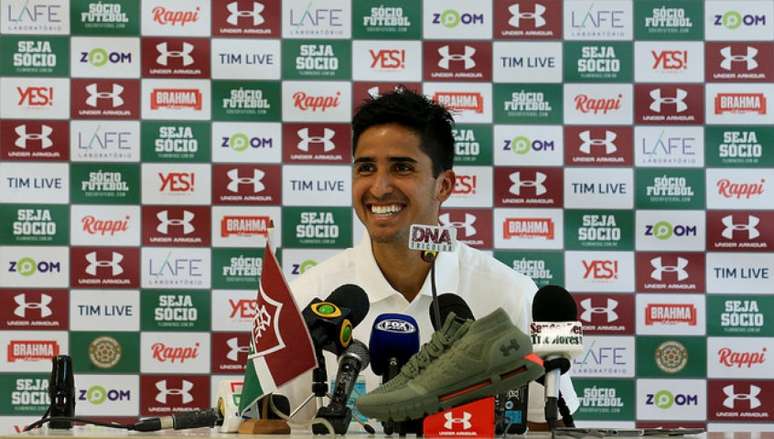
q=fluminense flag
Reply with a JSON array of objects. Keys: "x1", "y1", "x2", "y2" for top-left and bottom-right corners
[{"x1": 238, "y1": 244, "x2": 317, "y2": 416}]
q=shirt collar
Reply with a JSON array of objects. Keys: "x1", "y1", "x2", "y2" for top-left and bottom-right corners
[{"x1": 353, "y1": 235, "x2": 461, "y2": 304}]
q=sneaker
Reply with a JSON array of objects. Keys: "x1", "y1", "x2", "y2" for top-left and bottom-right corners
[
  {"x1": 373, "y1": 312, "x2": 472, "y2": 394},
  {"x1": 356, "y1": 308, "x2": 543, "y2": 421}
]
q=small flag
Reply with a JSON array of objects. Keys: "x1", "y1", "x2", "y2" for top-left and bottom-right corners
[{"x1": 239, "y1": 244, "x2": 317, "y2": 415}]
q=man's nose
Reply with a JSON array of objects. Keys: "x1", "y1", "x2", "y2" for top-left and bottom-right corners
[{"x1": 369, "y1": 169, "x2": 393, "y2": 198}]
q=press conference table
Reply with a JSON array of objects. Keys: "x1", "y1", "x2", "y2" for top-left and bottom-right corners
[{"x1": 6, "y1": 427, "x2": 766, "y2": 439}]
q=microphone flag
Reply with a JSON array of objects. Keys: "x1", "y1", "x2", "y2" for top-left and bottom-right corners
[{"x1": 238, "y1": 244, "x2": 317, "y2": 416}]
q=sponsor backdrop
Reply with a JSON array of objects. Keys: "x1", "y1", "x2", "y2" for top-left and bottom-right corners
[{"x1": 0, "y1": 0, "x2": 772, "y2": 432}]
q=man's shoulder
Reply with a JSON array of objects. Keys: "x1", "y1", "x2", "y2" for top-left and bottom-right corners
[{"x1": 288, "y1": 247, "x2": 358, "y2": 302}]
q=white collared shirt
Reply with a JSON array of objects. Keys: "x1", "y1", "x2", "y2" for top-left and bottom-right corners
[{"x1": 281, "y1": 236, "x2": 579, "y2": 424}]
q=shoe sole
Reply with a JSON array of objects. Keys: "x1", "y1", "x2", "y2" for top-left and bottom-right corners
[{"x1": 367, "y1": 353, "x2": 544, "y2": 422}]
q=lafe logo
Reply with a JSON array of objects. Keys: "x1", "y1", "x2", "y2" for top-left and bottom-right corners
[
  {"x1": 157, "y1": 210, "x2": 195, "y2": 235},
  {"x1": 297, "y1": 128, "x2": 335, "y2": 152},
  {"x1": 85, "y1": 251, "x2": 124, "y2": 276},
  {"x1": 438, "y1": 45, "x2": 475, "y2": 70},
  {"x1": 14, "y1": 125, "x2": 53, "y2": 149},
  {"x1": 86, "y1": 83, "x2": 123, "y2": 108},
  {"x1": 509, "y1": 3, "x2": 546, "y2": 28},
  {"x1": 579, "y1": 130, "x2": 617, "y2": 154},
  {"x1": 156, "y1": 42, "x2": 194, "y2": 66},
  {"x1": 14, "y1": 293, "x2": 52, "y2": 318},
  {"x1": 443, "y1": 410, "x2": 472, "y2": 430},
  {"x1": 723, "y1": 384, "x2": 761, "y2": 409},
  {"x1": 722, "y1": 214, "x2": 759, "y2": 240},
  {"x1": 650, "y1": 88, "x2": 687, "y2": 113},
  {"x1": 226, "y1": 1, "x2": 264, "y2": 25},
  {"x1": 580, "y1": 298, "x2": 618, "y2": 323},
  {"x1": 721, "y1": 46, "x2": 758, "y2": 71},
  {"x1": 509, "y1": 171, "x2": 546, "y2": 195},
  {"x1": 227, "y1": 168, "x2": 264, "y2": 193},
  {"x1": 155, "y1": 379, "x2": 193, "y2": 404},
  {"x1": 650, "y1": 256, "x2": 688, "y2": 281}
]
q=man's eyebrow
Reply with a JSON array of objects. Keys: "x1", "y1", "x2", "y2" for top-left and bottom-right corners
[{"x1": 353, "y1": 156, "x2": 418, "y2": 164}]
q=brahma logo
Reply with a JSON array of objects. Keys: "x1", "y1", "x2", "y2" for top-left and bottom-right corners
[
  {"x1": 151, "y1": 88, "x2": 202, "y2": 110},
  {"x1": 565, "y1": 126, "x2": 632, "y2": 166},
  {"x1": 433, "y1": 92, "x2": 483, "y2": 113},
  {"x1": 143, "y1": 38, "x2": 209, "y2": 78},
  {"x1": 496, "y1": 167, "x2": 562, "y2": 207},
  {"x1": 424, "y1": 41, "x2": 491, "y2": 81},
  {"x1": 503, "y1": 218, "x2": 555, "y2": 240},
  {"x1": 645, "y1": 304, "x2": 697, "y2": 326},
  {"x1": 221, "y1": 216, "x2": 270, "y2": 238},
  {"x1": 213, "y1": 0, "x2": 277, "y2": 37},
  {"x1": 71, "y1": 79, "x2": 139, "y2": 119},
  {"x1": 707, "y1": 42, "x2": 771, "y2": 82},
  {"x1": 7, "y1": 340, "x2": 59, "y2": 362},
  {"x1": 1, "y1": 121, "x2": 68, "y2": 161},
  {"x1": 714, "y1": 93, "x2": 767, "y2": 115},
  {"x1": 635, "y1": 84, "x2": 703, "y2": 124},
  {"x1": 496, "y1": 0, "x2": 561, "y2": 39}
]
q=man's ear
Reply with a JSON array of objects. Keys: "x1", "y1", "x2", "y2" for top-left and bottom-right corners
[{"x1": 435, "y1": 169, "x2": 456, "y2": 202}]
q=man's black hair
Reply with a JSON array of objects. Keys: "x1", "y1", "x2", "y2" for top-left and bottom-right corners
[{"x1": 352, "y1": 87, "x2": 455, "y2": 177}]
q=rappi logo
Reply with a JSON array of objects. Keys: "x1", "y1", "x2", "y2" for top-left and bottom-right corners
[
  {"x1": 142, "y1": 206, "x2": 210, "y2": 247},
  {"x1": 439, "y1": 209, "x2": 493, "y2": 248},
  {"x1": 424, "y1": 41, "x2": 492, "y2": 81},
  {"x1": 282, "y1": 123, "x2": 349, "y2": 163},
  {"x1": 495, "y1": 167, "x2": 563, "y2": 207},
  {"x1": 495, "y1": 0, "x2": 562, "y2": 39},
  {"x1": 71, "y1": 79, "x2": 139, "y2": 119},
  {"x1": 564, "y1": 126, "x2": 633, "y2": 166},
  {"x1": 635, "y1": 84, "x2": 703, "y2": 124},
  {"x1": 1, "y1": 120, "x2": 68, "y2": 161},
  {"x1": 636, "y1": 252, "x2": 704, "y2": 292},
  {"x1": 16, "y1": 86, "x2": 54, "y2": 107},
  {"x1": 717, "y1": 346, "x2": 767, "y2": 369},
  {"x1": 574, "y1": 93, "x2": 623, "y2": 115},
  {"x1": 582, "y1": 259, "x2": 618, "y2": 280},
  {"x1": 151, "y1": 5, "x2": 201, "y2": 27},
  {"x1": 213, "y1": 0, "x2": 279, "y2": 37},
  {"x1": 159, "y1": 171, "x2": 196, "y2": 193},
  {"x1": 140, "y1": 375, "x2": 208, "y2": 416},
  {"x1": 575, "y1": 293, "x2": 634, "y2": 335},
  {"x1": 151, "y1": 342, "x2": 201, "y2": 363},
  {"x1": 292, "y1": 91, "x2": 341, "y2": 113},
  {"x1": 651, "y1": 50, "x2": 688, "y2": 71},
  {"x1": 70, "y1": 247, "x2": 139, "y2": 289},
  {"x1": 706, "y1": 42, "x2": 772, "y2": 82},
  {"x1": 716, "y1": 177, "x2": 766, "y2": 200},
  {"x1": 212, "y1": 164, "x2": 281, "y2": 205},
  {"x1": 141, "y1": 38, "x2": 210, "y2": 78}
]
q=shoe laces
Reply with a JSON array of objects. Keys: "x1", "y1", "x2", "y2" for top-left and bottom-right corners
[{"x1": 399, "y1": 321, "x2": 467, "y2": 379}]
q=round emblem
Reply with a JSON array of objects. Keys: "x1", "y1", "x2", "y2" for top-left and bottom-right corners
[
  {"x1": 655, "y1": 340, "x2": 687, "y2": 374},
  {"x1": 89, "y1": 336, "x2": 122, "y2": 369}
]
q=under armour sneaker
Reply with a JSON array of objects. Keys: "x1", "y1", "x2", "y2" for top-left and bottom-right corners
[
  {"x1": 356, "y1": 308, "x2": 543, "y2": 421},
  {"x1": 373, "y1": 312, "x2": 473, "y2": 394}
]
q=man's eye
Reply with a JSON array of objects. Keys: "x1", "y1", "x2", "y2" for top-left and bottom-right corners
[
  {"x1": 356, "y1": 163, "x2": 375, "y2": 174},
  {"x1": 394, "y1": 163, "x2": 413, "y2": 173}
]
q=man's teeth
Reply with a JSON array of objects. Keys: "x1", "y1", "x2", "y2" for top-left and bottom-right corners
[{"x1": 371, "y1": 205, "x2": 402, "y2": 214}]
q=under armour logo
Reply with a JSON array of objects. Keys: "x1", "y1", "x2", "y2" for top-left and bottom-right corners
[
  {"x1": 509, "y1": 172, "x2": 547, "y2": 196},
  {"x1": 227, "y1": 168, "x2": 265, "y2": 193},
  {"x1": 157, "y1": 210, "x2": 195, "y2": 235},
  {"x1": 579, "y1": 298, "x2": 618, "y2": 323},
  {"x1": 156, "y1": 42, "x2": 194, "y2": 66},
  {"x1": 226, "y1": 1, "x2": 264, "y2": 26},
  {"x1": 722, "y1": 215, "x2": 760, "y2": 240},
  {"x1": 14, "y1": 294, "x2": 53, "y2": 318},
  {"x1": 508, "y1": 3, "x2": 546, "y2": 28},
  {"x1": 439, "y1": 213, "x2": 477, "y2": 237},
  {"x1": 499, "y1": 339, "x2": 521, "y2": 357},
  {"x1": 85, "y1": 251, "x2": 124, "y2": 276},
  {"x1": 443, "y1": 411, "x2": 472, "y2": 430},
  {"x1": 579, "y1": 130, "x2": 617, "y2": 154},
  {"x1": 226, "y1": 337, "x2": 250, "y2": 362},
  {"x1": 15, "y1": 124, "x2": 53, "y2": 149},
  {"x1": 85, "y1": 83, "x2": 124, "y2": 108},
  {"x1": 720, "y1": 46, "x2": 758, "y2": 71},
  {"x1": 723, "y1": 384, "x2": 761, "y2": 409},
  {"x1": 649, "y1": 88, "x2": 687, "y2": 113},
  {"x1": 297, "y1": 128, "x2": 335, "y2": 152},
  {"x1": 438, "y1": 45, "x2": 476, "y2": 70},
  {"x1": 155, "y1": 379, "x2": 194, "y2": 404},
  {"x1": 650, "y1": 257, "x2": 688, "y2": 281}
]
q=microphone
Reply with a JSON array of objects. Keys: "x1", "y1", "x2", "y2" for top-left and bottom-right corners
[
  {"x1": 314, "y1": 340, "x2": 370, "y2": 434},
  {"x1": 48, "y1": 355, "x2": 75, "y2": 429},
  {"x1": 369, "y1": 314, "x2": 420, "y2": 382},
  {"x1": 408, "y1": 224, "x2": 457, "y2": 329},
  {"x1": 133, "y1": 409, "x2": 220, "y2": 432},
  {"x1": 530, "y1": 285, "x2": 583, "y2": 429},
  {"x1": 303, "y1": 284, "x2": 370, "y2": 356},
  {"x1": 429, "y1": 293, "x2": 474, "y2": 330}
]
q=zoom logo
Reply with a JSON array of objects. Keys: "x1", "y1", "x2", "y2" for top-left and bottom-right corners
[
  {"x1": 645, "y1": 221, "x2": 697, "y2": 240},
  {"x1": 646, "y1": 390, "x2": 698, "y2": 409}
]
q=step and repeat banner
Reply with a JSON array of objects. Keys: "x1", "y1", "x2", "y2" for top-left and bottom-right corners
[{"x1": 0, "y1": 0, "x2": 773, "y2": 432}]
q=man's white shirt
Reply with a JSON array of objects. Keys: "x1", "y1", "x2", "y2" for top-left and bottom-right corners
[{"x1": 280, "y1": 236, "x2": 579, "y2": 424}]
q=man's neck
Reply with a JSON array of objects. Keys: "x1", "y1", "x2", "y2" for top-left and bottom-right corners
[{"x1": 371, "y1": 240, "x2": 431, "y2": 303}]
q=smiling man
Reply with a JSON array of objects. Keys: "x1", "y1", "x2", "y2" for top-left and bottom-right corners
[{"x1": 282, "y1": 88, "x2": 577, "y2": 428}]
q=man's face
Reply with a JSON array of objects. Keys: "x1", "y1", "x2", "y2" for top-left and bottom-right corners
[{"x1": 352, "y1": 123, "x2": 454, "y2": 245}]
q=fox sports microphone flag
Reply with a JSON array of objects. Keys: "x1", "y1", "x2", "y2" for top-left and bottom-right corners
[{"x1": 239, "y1": 244, "x2": 317, "y2": 416}]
